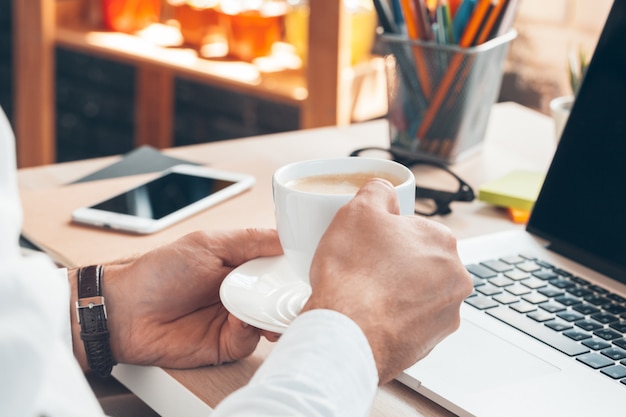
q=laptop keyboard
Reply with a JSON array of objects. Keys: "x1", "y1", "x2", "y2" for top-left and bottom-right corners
[{"x1": 464, "y1": 254, "x2": 626, "y2": 386}]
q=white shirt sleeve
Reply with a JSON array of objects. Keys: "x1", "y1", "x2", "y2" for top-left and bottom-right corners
[
  {"x1": 0, "y1": 106, "x2": 106, "y2": 417},
  {"x1": 213, "y1": 309, "x2": 379, "y2": 417}
]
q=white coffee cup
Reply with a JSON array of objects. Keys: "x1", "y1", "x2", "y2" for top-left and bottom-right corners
[{"x1": 272, "y1": 157, "x2": 416, "y2": 281}]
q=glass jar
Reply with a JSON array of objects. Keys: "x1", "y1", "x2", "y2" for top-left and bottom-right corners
[
  {"x1": 102, "y1": 0, "x2": 162, "y2": 33},
  {"x1": 284, "y1": 0, "x2": 378, "y2": 66},
  {"x1": 169, "y1": 0, "x2": 222, "y2": 48},
  {"x1": 217, "y1": 0, "x2": 288, "y2": 62}
]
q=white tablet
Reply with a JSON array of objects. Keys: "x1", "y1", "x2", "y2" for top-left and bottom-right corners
[{"x1": 71, "y1": 164, "x2": 255, "y2": 234}]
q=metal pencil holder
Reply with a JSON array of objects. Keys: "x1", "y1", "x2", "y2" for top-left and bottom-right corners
[{"x1": 381, "y1": 29, "x2": 517, "y2": 164}]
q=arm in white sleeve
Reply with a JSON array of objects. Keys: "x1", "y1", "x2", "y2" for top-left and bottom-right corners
[
  {"x1": 212, "y1": 309, "x2": 379, "y2": 417},
  {"x1": 0, "y1": 105, "x2": 105, "y2": 417}
]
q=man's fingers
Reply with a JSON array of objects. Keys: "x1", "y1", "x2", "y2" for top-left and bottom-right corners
[
  {"x1": 350, "y1": 178, "x2": 401, "y2": 215},
  {"x1": 206, "y1": 228, "x2": 283, "y2": 267}
]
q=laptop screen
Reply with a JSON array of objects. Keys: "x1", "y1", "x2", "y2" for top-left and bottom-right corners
[{"x1": 527, "y1": 0, "x2": 626, "y2": 284}]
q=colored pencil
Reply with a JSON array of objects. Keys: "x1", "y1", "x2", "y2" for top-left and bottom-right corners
[
  {"x1": 399, "y1": 0, "x2": 434, "y2": 98},
  {"x1": 372, "y1": 0, "x2": 427, "y2": 111},
  {"x1": 474, "y1": 0, "x2": 506, "y2": 44},
  {"x1": 416, "y1": 0, "x2": 497, "y2": 139},
  {"x1": 492, "y1": 0, "x2": 520, "y2": 37},
  {"x1": 373, "y1": 0, "x2": 400, "y2": 34}
]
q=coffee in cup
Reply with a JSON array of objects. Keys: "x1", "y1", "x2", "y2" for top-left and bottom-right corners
[{"x1": 285, "y1": 171, "x2": 404, "y2": 194}]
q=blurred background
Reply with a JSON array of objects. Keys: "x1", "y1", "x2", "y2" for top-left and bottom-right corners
[{"x1": 0, "y1": 0, "x2": 613, "y2": 165}]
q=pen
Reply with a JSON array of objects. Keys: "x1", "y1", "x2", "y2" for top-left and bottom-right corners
[
  {"x1": 452, "y1": 0, "x2": 476, "y2": 44},
  {"x1": 436, "y1": 0, "x2": 454, "y2": 44},
  {"x1": 373, "y1": 0, "x2": 400, "y2": 33},
  {"x1": 448, "y1": 0, "x2": 462, "y2": 17},
  {"x1": 415, "y1": 0, "x2": 434, "y2": 41},
  {"x1": 474, "y1": 0, "x2": 506, "y2": 44},
  {"x1": 373, "y1": 0, "x2": 427, "y2": 111},
  {"x1": 391, "y1": 0, "x2": 405, "y2": 26},
  {"x1": 416, "y1": 0, "x2": 494, "y2": 139},
  {"x1": 492, "y1": 0, "x2": 520, "y2": 37},
  {"x1": 399, "y1": 0, "x2": 434, "y2": 98}
]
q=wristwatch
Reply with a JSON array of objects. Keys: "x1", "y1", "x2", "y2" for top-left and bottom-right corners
[{"x1": 76, "y1": 265, "x2": 115, "y2": 377}]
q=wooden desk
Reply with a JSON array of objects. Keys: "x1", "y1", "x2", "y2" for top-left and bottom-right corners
[{"x1": 17, "y1": 102, "x2": 556, "y2": 416}]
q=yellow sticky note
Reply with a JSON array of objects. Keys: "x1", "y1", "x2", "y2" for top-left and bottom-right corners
[{"x1": 478, "y1": 170, "x2": 545, "y2": 211}]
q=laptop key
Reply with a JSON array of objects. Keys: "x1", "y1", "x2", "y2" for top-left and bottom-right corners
[
  {"x1": 614, "y1": 339, "x2": 626, "y2": 349},
  {"x1": 573, "y1": 304, "x2": 600, "y2": 315},
  {"x1": 568, "y1": 287, "x2": 593, "y2": 298},
  {"x1": 522, "y1": 292, "x2": 549, "y2": 304},
  {"x1": 576, "y1": 352, "x2": 613, "y2": 369},
  {"x1": 465, "y1": 296, "x2": 499, "y2": 310},
  {"x1": 585, "y1": 295, "x2": 611, "y2": 306},
  {"x1": 504, "y1": 269, "x2": 530, "y2": 281},
  {"x1": 511, "y1": 301, "x2": 537, "y2": 313},
  {"x1": 506, "y1": 284, "x2": 532, "y2": 296},
  {"x1": 518, "y1": 262, "x2": 542, "y2": 273},
  {"x1": 555, "y1": 295, "x2": 582, "y2": 306},
  {"x1": 575, "y1": 319, "x2": 604, "y2": 332},
  {"x1": 605, "y1": 304, "x2": 626, "y2": 315},
  {"x1": 466, "y1": 264, "x2": 497, "y2": 279},
  {"x1": 570, "y1": 276, "x2": 590, "y2": 286},
  {"x1": 550, "y1": 278, "x2": 575, "y2": 289},
  {"x1": 489, "y1": 276, "x2": 515, "y2": 287},
  {"x1": 602, "y1": 347, "x2": 626, "y2": 361},
  {"x1": 476, "y1": 284, "x2": 502, "y2": 296},
  {"x1": 493, "y1": 292, "x2": 519, "y2": 305},
  {"x1": 538, "y1": 286, "x2": 564, "y2": 298},
  {"x1": 594, "y1": 328, "x2": 622, "y2": 341},
  {"x1": 607, "y1": 293, "x2": 626, "y2": 303},
  {"x1": 521, "y1": 277, "x2": 547, "y2": 289},
  {"x1": 589, "y1": 285, "x2": 609, "y2": 294},
  {"x1": 553, "y1": 268, "x2": 573, "y2": 277},
  {"x1": 481, "y1": 259, "x2": 514, "y2": 272},
  {"x1": 601, "y1": 365, "x2": 626, "y2": 379},
  {"x1": 533, "y1": 269, "x2": 558, "y2": 280},
  {"x1": 592, "y1": 313, "x2": 619, "y2": 324},
  {"x1": 486, "y1": 306, "x2": 589, "y2": 356},
  {"x1": 582, "y1": 338, "x2": 611, "y2": 350},
  {"x1": 539, "y1": 302, "x2": 566, "y2": 313},
  {"x1": 557, "y1": 311, "x2": 584, "y2": 322},
  {"x1": 609, "y1": 321, "x2": 626, "y2": 333},
  {"x1": 545, "y1": 320, "x2": 573, "y2": 331},
  {"x1": 528, "y1": 310, "x2": 555, "y2": 322},
  {"x1": 563, "y1": 329, "x2": 592, "y2": 341}
]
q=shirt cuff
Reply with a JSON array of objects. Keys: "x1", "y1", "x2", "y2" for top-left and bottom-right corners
[{"x1": 251, "y1": 309, "x2": 379, "y2": 416}]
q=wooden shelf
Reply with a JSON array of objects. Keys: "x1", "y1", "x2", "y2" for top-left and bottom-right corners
[
  {"x1": 55, "y1": 22, "x2": 308, "y2": 106},
  {"x1": 13, "y1": 0, "x2": 386, "y2": 167}
]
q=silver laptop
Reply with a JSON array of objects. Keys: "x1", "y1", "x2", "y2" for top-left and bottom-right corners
[{"x1": 397, "y1": 2, "x2": 626, "y2": 415}]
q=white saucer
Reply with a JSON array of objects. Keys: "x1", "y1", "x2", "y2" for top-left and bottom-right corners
[{"x1": 219, "y1": 255, "x2": 311, "y2": 333}]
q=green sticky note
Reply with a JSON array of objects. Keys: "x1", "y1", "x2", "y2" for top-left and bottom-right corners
[{"x1": 478, "y1": 170, "x2": 546, "y2": 211}]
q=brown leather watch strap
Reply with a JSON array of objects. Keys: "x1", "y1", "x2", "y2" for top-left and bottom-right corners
[{"x1": 76, "y1": 265, "x2": 115, "y2": 377}]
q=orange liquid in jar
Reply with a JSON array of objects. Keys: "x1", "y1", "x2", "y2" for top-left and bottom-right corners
[
  {"x1": 174, "y1": 3, "x2": 221, "y2": 47},
  {"x1": 218, "y1": 1, "x2": 287, "y2": 62},
  {"x1": 102, "y1": 0, "x2": 162, "y2": 33}
]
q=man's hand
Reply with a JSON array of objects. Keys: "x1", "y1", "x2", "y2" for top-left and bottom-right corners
[
  {"x1": 303, "y1": 179, "x2": 473, "y2": 384},
  {"x1": 99, "y1": 228, "x2": 283, "y2": 369}
]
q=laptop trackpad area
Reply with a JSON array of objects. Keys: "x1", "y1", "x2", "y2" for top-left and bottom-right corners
[{"x1": 401, "y1": 318, "x2": 559, "y2": 394}]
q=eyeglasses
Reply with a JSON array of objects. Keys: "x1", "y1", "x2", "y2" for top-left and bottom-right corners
[{"x1": 349, "y1": 147, "x2": 475, "y2": 216}]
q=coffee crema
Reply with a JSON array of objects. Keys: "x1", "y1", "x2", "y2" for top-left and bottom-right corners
[{"x1": 286, "y1": 172, "x2": 403, "y2": 194}]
